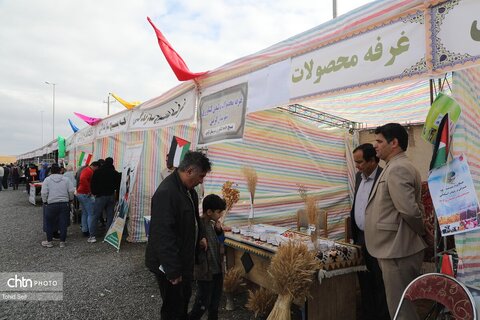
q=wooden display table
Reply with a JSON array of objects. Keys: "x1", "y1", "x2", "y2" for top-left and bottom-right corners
[{"x1": 225, "y1": 230, "x2": 365, "y2": 320}]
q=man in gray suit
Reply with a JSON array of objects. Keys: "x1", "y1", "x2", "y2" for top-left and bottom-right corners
[
  {"x1": 366, "y1": 123, "x2": 426, "y2": 319},
  {"x1": 350, "y1": 143, "x2": 389, "y2": 320}
]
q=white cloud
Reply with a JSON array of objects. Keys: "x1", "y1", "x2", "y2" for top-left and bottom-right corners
[{"x1": 0, "y1": 0, "x2": 372, "y2": 155}]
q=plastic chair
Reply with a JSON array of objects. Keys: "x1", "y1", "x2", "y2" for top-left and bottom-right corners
[{"x1": 393, "y1": 272, "x2": 477, "y2": 320}]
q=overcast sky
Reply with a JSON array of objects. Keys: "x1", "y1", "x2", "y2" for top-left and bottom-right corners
[{"x1": 0, "y1": 0, "x2": 373, "y2": 156}]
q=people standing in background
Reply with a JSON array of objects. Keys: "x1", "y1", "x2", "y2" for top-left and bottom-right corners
[
  {"x1": 2, "y1": 164, "x2": 10, "y2": 190},
  {"x1": 350, "y1": 143, "x2": 389, "y2": 320},
  {"x1": 40, "y1": 163, "x2": 75, "y2": 248},
  {"x1": 76, "y1": 161, "x2": 100, "y2": 241},
  {"x1": 0, "y1": 164, "x2": 4, "y2": 191},
  {"x1": 39, "y1": 162, "x2": 49, "y2": 182},
  {"x1": 145, "y1": 151, "x2": 211, "y2": 320},
  {"x1": 11, "y1": 164, "x2": 20, "y2": 190},
  {"x1": 90, "y1": 157, "x2": 121, "y2": 235},
  {"x1": 63, "y1": 165, "x2": 76, "y2": 188},
  {"x1": 365, "y1": 123, "x2": 426, "y2": 320}
]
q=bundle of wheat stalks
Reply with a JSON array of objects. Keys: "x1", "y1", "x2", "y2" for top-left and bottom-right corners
[
  {"x1": 221, "y1": 181, "x2": 240, "y2": 222},
  {"x1": 223, "y1": 267, "x2": 244, "y2": 293},
  {"x1": 266, "y1": 241, "x2": 320, "y2": 320},
  {"x1": 242, "y1": 166, "x2": 258, "y2": 203},
  {"x1": 246, "y1": 287, "x2": 277, "y2": 319}
]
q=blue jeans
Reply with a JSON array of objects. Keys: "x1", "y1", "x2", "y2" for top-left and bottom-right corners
[
  {"x1": 77, "y1": 194, "x2": 94, "y2": 234},
  {"x1": 91, "y1": 194, "x2": 115, "y2": 237},
  {"x1": 44, "y1": 202, "x2": 70, "y2": 242}
]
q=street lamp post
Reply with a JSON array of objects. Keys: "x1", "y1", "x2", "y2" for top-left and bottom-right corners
[
  {"x1": 45, "y1": 81, "x2": 56, "y2": 140},
  {"x1": 40, "y1": 110, "x2": 44, "y2": 145},
  {"x1": 103, "y1": 93, "x2": 116, "y2": 116}
]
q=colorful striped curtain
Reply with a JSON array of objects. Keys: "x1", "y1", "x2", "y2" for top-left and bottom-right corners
[{"x1": 451, "y1": 67, "x2": 480, "y2": 287}]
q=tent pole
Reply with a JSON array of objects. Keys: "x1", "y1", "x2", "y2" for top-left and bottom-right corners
[{"x1": 429, "y1": 78, "x2": 441, "y2": 272}]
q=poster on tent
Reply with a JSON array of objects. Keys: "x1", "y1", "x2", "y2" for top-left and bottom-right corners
[
  {"x1": 198, "y1": 82, "x2": 247, "y2": 145},
  {"x1": 430, "y1": 0, "x2": 480, "y2": 72},
  {"x1": 96, "y1": 112, "x2": 130, "y2": 138},
  {"x1": 428, "y1": 155, "x2": 480, "y2": 236},
  {"x1": 289, "y1": 10, "x2": 426, "y2": 98},
  {"x1": 104, "y1": 143, "x2": 143, "y2": 250},
  {"x1": 128, "y1": 90, "x2": 195, "y2": 131},
  {"x1": 422, "y1": 93, "x2": 461, "y2": 144}
]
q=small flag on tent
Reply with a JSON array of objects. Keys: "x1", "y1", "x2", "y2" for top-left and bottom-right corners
[
  {"x1": 440, "y1": 253, "x2": 455, "y2": 277},
  {"x1": 429, "y1": 113, "x2": 449, "y2": 170},
  {"x1": 147, "y1": 17, "x2": 208, "y2": 81},
  {"x1": 68, "y1": 119, "x2": 79, "y2": 133},
  {"x1": 57, "y1": 136, "x2": 66, "y2": 158},
  {"x1": 78, "y1": 152, "x2": 93, "y2": 167},
  {"x1": 168, "y1": 136, "x2": 191, "y2": 167},
  {"x1": 111, "y1": 93, "x2": 141, "y2": 110},
  {"x1": 74, "y1": 112, "x2": 102, "y2": 126}
]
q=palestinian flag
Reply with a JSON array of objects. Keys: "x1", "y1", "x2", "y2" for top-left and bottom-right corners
[
  {"x1": 78, "y1": 152, "x2": 93, "y2": 167},
  {"x1": 429, "y1": 113, "x2": 449, "y2": 170},
  {"x1": 168, "y1": 136, "x2": 191, "y2": 167}
]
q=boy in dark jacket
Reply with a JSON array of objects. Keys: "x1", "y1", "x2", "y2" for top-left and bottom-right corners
[{"x1": 189, "y1": 194, "x2": 226, "y2": 320}]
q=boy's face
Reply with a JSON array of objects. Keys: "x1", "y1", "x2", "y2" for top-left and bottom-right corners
[{"x1": 207, "y1": 209, "x2": 224, "y2": 222}]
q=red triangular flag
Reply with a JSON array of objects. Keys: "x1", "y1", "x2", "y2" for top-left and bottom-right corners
[
  {"x1": 440, "y1": 254, "x2": 454, "y2": 277},
  {"x1": 147, "y1": 17, "x2": 208, "y2": 81}
]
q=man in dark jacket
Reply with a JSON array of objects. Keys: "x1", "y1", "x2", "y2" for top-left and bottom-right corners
[
  {"x1": 90, "y1": 157, "x2": 120, "y2": 238},
  {"x1": 350, "y1": 143, "x2": 389, "y2": 320},
  {"x1": 145, "y1": 151, "x2": 210, "y2": 320}
]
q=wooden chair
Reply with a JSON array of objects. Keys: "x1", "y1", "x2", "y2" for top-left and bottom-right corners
[{"x1": 393, "y1": 273, "x2": 477, "y2": 320}]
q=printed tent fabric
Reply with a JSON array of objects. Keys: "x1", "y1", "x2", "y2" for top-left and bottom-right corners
[
  {"x1": 451, "y1": 66, "x2": 480, "y2": 287},
  {"x1": 205, "y1": 109, "x2": 350, "y2": 240}
]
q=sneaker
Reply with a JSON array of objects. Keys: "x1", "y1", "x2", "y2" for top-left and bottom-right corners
[
  {"x1": 59, "y1": 242, "x2": 66, "y2": 248},
  {"x1": 41, "y1": 241, "x2": 53, "y2": 248},
  {"x1": 82, "y1": 231, "x2": 90, "y2": 237},
  {"x1": 87, "y1": 236, "x2": 97, "y2": 243}
]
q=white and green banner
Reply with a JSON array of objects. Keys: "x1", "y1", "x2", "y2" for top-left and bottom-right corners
[
  {"x1": 104, "y1": 143, "x2": 144, "y2": 250},
  {"x1": 290, "y1": 11, "x2": 426, "y2": 98}
]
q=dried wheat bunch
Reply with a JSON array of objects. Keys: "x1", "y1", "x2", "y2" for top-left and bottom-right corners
[
  {"x1": 223, "y1": 267, "x2": 244, "y2": 293},
  {"x1": 242, "y1": 166, "x2": 258, "y2": 203},
  {"x1": 266, "y1": 241, "x2": 320, "y2": 320},
  {"x1": 221, "y1": 181, "x2": 240, "y2": 212},
  {"x1": 246, "y1": 287, "x2": 277, "y2": 319},
  {"x1": 297, "y1": 184, "x2": 308, "y2": 202}
]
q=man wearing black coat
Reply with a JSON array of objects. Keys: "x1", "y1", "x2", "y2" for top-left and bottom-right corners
[
  {"x1": 90, "y1": 157, "x2": 120, "y2": 240},
  {"x1": 350, "y1": 143, "x2": 389, "y2": 320},
  {"x1": 145, "y1": 151, "x2": 210, "y2": 320}
]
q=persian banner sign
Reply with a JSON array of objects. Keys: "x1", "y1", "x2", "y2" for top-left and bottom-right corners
[
  {"x1": 128, "y1": 90, "x2": 195, "y2": 131},
  {"x1": 431, "y1": 0, "x2": 480, "y2": 71},
  {"x1": 104, "y1": 143, "x2": 143, "y2": 251},
  {"x1": 198, "y1": 82, "x2": 247, "y2": 145},
  {"x1": 96, "y1": 112, "x2": 130, "y2": 138},
  {"x1": 428, "y1": 155, "x2": 480, "y2": 236},
  {"x1": 290, "y1": 11, "x2": 426, "y2": 99},
  {"x1": 75, "y1": 126, "x2": 96, "y2": 145}
]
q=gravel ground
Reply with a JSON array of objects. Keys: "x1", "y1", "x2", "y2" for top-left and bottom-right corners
[{"x1": 0, "y1": 187, "x2": 261, "y2": 320}]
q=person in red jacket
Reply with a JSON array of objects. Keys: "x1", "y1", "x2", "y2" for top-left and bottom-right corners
[{"x1": 76, "y1": 161, "x2": 100, "y2": 240}]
